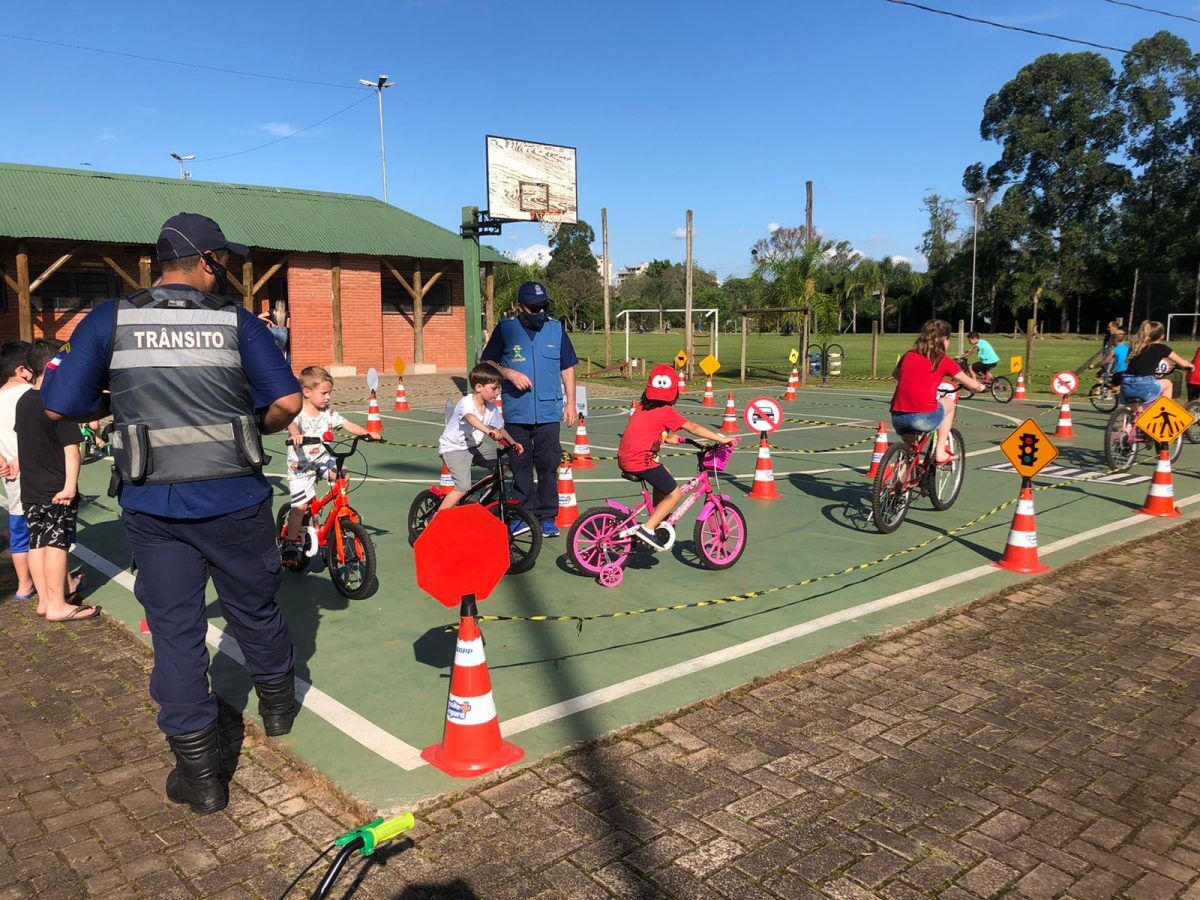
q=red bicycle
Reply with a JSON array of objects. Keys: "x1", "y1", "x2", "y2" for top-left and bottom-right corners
[
  {"x1": 276, "y1": 434, "x2": 379, "y2": 599},
  {"x1": 870, "y1": 426, "x2": 965, "y2": 533}
]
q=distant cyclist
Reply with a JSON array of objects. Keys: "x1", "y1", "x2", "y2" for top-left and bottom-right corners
[
  {"x1": 1091, "y1": 330, "x2": 1129, "y2": 388},
  {"x1": 1120, "y1": 320, "x2": 1193, "y2": 403},
  {"x1": 962, "y1": 331, "x2": 999, "y2": 378}
]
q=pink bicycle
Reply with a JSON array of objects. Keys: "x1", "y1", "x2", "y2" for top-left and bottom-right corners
[{"x1": 567, "y1": 439, "x2": 747, "y2": 587}]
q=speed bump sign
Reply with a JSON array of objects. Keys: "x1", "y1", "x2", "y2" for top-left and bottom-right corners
[
  {"x1": 1010, "y1": 356, "x2": 1023, "y2": 374},
  {"x1": 1136, "y1": 396, "x2": 1194, "y2": 445},
  {"x1": 675, "y1": 350, "x2": 688, "y2": 368},
  {"x1": 1000, "y1": 418, "x2": 1058, "y2": 479},
  {"x1": 699, "y1": 354, "x2": 721, "y2": 376},
  {"x1": 788, "y1": 348, "x2": 800, "y2": 365}
]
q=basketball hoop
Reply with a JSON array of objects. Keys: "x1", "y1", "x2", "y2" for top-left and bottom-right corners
[{"x1": 529, "y1": 210, "x2": 564, "y2": 241}]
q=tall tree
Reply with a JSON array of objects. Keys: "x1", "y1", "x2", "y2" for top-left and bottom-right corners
[{"x1": 545, "y1": 220, "x2": 598, "y2": 280}]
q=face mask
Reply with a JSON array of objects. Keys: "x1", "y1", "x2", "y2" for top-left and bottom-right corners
[
  {"x1": 520, "y1": 309, "x2": 547, "y2": 329},
  {"x1": 204, "y1": 252, "x2": 232, "y2": 296}
]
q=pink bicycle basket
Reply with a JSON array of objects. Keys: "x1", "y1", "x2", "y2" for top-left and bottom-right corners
[{"x1": 702, "y1": 445, "x2": 734, "y2": 472}]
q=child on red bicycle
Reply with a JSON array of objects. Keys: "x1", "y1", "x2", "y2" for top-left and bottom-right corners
[
  {"x1": 437, "y1": 362, "x2": 522, "y2": 512},
  {"x1": 891, "y1": 320, "x2": 982, "y2": 464},
  {"x1": 282, "y1": 366, "x2": 378, "y2": 565},
  {"x1": 617, "y1": 364, "x2": 734, "y2": 550}
]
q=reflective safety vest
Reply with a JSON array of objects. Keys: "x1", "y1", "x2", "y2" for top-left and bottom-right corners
[
  {"x1": 495, "y1": 316, "x2": 565, "y2": 424},
  {"x1": 108, "y1": 287, "x2": 263, "y2": 485}
]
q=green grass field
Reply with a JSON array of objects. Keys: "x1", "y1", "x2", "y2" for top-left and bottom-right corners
[{"x1": 569, "y1": 330, "x2": 1200, "y2": 399}]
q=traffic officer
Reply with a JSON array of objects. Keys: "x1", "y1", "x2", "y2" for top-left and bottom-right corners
[
  {"x1": 480, "y1": 282, "x2": 578, "y2": 536},
  {"x1": 42, "y1": 213, "x2": 302, "y2": 815}
]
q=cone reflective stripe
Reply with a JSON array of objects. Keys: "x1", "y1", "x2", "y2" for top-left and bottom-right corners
[
  {"x1": 366, "y1": 390, "x2": 384, "y2": 435},
  {"x1": 439, "y1": 463, "x2": 454, "y2": 489},
  {"x1": 394, "y1": 379, "x2": 410, "y2": 412},
  {"x1": 1137, "y1": 448, "x2": 1181, "y2": 518},
  {"x1": 783, "y1": 367, "x2": 799, "y2": 402},
  {"x1": 571, "y1": 417, "x2": 595, "y2": 469},
  {"x1": 748, "y1": 433, "x2": 782, "y2": 500},
  {"x1": 555, "y1": 460, "x2": 579, "y2": 527},
  {"x1": 1054, "y1": 398, "x2": 1076, "y2": 438},
  {"x1": 865, "y1": 422, "x2": 889, "y2": 479},
  {"x1": 421, "y1": 611, "x2": 523, "y2": 778},
  {"x1": 702, "y1": 378, "x2": 716, "y2": 406},
  {"x1": 720, "y1": 393, "x2": 739, "y2": 434},
  {"x1": 992, "y1": 482, "x2": 1051, "y2": 574},
  {"x1": 1014, "y1": 373, "x2": 1027, "y2": 400},
  {"x1": 677, "y1": 368, "x2": 687, "y2": 393}
]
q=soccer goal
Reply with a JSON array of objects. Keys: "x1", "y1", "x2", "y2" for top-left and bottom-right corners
[
  {"x1": 1166, "y1": 313, "x2": 1200, "y2": 341},
  {"x1": 615, "y1": 308, "x2": 720, "y2": 364}
]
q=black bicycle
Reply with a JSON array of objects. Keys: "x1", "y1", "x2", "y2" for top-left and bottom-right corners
[{"x1": 406, "y1": 441, "x2": 542, "y2": 574}]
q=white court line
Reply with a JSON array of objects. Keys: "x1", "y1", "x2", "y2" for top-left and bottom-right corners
[{"x1": 70, "y1": 543, "x2": 428, "y2": 771}]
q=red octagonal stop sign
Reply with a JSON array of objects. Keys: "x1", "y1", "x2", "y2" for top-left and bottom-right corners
[{"x1": 415, "y1": 504, "x2": 510, "y2": 608}]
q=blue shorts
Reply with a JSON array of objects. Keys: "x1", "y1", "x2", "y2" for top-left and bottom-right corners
[
  {"x1": 891, "y1": 407, "x2": 945, "y2": 435},
  {"x1": 8, "y1": 514, "x2": 28, "y2": 554},
  {"x1": 1120, "y1": 374, "x2": 1162, "y2": 404}
]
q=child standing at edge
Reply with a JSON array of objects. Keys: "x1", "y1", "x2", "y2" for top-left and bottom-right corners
[
  {"x1": 0, "y1": 341, "x2": 35, "y2": 600},
  {"x1": 438, "y1": 362, "x2": 523, "y2": 513},
  {"x1": 617, "y1": 364, "x2": 735, "y2": 550},
  {"x1": 282, "y1": 366, "x2": 378, "y2": 567},
  {"x1": 15, "y1": 339, "x2": 97, "y2": 621}
]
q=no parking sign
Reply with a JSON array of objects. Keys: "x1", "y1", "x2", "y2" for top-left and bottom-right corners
[
  {"x1": 744, "y1": 396, "x2": 783, "y2": 433},
  {"x1": 1051, "y1": 370, "x2": 1078, "y2": 396}
]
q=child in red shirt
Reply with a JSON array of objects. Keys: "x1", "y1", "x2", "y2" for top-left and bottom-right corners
[
  {"x1": 617, "y1": 364, "x2": 734, "y2": 550},
  {"x1": 1188, "y1": 345, "x2": 1200, "y2": 402}
]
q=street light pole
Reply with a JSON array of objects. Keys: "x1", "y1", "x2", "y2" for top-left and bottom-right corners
[
  {"x1": 169, "y1": 152, "x2": 195, "y2": 180},
  {"x1": 966, "y1": 197, "x2": 982, "y2": 332},
  {"x1": 359, "y1": 75, "x2": 395, "y2": 202}
]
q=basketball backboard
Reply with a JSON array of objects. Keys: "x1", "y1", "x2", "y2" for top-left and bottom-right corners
[{"x1": 485, "y1": 135, "x2": 578, "y2": 225}]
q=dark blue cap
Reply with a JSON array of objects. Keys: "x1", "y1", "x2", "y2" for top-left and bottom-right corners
[
  {"x1": 156, "y1": 212, "x2": 249, "y2": 261},
  {"x1": 517, "y1": 281, "x2": 551, "y2": 308}
]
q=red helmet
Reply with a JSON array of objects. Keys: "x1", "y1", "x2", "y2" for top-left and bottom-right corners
[{"x1": 645, "y1": 364, "x2": 679, "y2": 402}]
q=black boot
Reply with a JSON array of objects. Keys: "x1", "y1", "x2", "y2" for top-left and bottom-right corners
[
  {"x1": 165, "y1": 723, "x2": 227, "y2": 815},
  {"x1": 255, "y1": 670, "x2": 296, "y2": 737}
]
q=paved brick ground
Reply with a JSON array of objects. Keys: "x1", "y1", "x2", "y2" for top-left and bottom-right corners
[{"x1": 3, "y1": 522, "x2": 1200, "y2": 898}]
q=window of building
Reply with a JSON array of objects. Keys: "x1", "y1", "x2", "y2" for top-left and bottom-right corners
[
  {"x1": 380, "y1": 267, "x2": 453, "y2": 316},
  {"x1": 32, "y1": 270, "x2": 118, "y2": 312}
]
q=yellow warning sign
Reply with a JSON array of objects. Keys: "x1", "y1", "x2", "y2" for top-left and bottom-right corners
[
  {"x1": 393, "y1": 356, "x2": 406, "y2": 376},
  {"x1": 674, "y1": 350, "x2": 688, "y2": 368},
  {"x1": 1000, "y1": 418, "x2": 1058, "y2": 479},
  {"x1": 1136, "y1": 396, "x2": 1194, "y2": 445},
  {"x1": 699, "y1": 355, "x2": 720, "y2": 376},
  {"x1": 1010, "y1": 356, "x2": 1023, "y2": 374},
  {"x1": 788, "y1": 348, "x2": 800, "y2": 366}
]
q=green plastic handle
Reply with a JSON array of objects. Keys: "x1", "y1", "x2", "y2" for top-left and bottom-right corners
[{"x1": 364, "y1": 813, "x2": 415, "y2": 848}]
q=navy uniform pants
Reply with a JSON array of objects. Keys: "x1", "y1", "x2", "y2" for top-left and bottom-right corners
[
  {"x1": 123, "y1": 498, "x2": 294, "y2": 736},
  {"x1": 504, "y1": 422, "x2": 563, "y2": 523}
]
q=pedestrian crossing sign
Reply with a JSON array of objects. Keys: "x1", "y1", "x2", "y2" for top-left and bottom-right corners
[{"x1": 1136, "y1": 396, "x2": 1193, "y2": 445}]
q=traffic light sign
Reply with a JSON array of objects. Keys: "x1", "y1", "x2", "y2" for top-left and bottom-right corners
[{"x1": 1000, "y1": 418, "x2": 1058, "y2": 479}]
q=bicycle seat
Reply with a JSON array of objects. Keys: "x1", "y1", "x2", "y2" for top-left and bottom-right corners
[{"x1": 620, "y1": 472, "x2": 645, "y2": 483}]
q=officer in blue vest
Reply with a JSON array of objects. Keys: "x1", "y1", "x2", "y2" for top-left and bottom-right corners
[
  {"x1": 42, "y1": 213, "x2": 302, "y2": 815},
  {"x1": 481, "y1": 282, "x2": 578, "y2": 536}
]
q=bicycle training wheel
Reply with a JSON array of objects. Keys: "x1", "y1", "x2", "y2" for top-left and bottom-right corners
[
  {"x1": 488, "y1": 502, "x2": 541, "y2": 574},
  {"x1": 871, "y1": 444, "x2": 913, "y2": 534},
  {"x1": 990, "y1": 377, "x2": 1014, "y2": 404},
  {"x1": 1187, "y1": 401, "x2": 1200, "y2": 444},
  {"x1": 567, "y1": 507, "x2": 632, "y2": 576},
  {"x1": 327, "y1": 520, "x2": 376, "y2": 599},
  {"x1": 693, "y1": 501, "x2": 748, "y2": 570},
  {"x1": 928, "y1": 428, "x2": 965, "y2": 510},
  {"x1": 1104, "y1": 406, "x2": 1139, "y2": 472},
  {"x1": 275, "y1": 504, "x2": 309, "y2": 574},
  {"x1": 1090, "y1": 383, "x2": 1119, "y2": 414},
  {"x1": 407, "y1": 489, "x2": 441, "y2": 546}
]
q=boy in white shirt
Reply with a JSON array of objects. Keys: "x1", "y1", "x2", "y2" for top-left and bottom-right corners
[{"x1": 438, "y1": 363, "x2": 522, "y2": 511}]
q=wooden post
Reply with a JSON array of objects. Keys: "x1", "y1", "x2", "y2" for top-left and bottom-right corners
[
  {"x1": 684, "y1": 209, "x2": 694, "y2": 372},
  {"x1": 800, "y1": 312, "x2": 810, "y2": 388},
  {"x1": 870, "y1": 320, "x2": 879, "y2": 380},
  {"x1": 957, "y1": 319, "x2": 965, "y2": 356},
  {"x1": 740, "y1": 315, "x2": 748, "y2": 384},
  {"x1": 1192, "y1": 260, "x2": 1199, "y2": 340},
  {"x1": 412, "y1": 262, "x2": 425, "y2": 366},
  {"x1": 805, "y1": 180, "x2": 813, "y2": 244},
  {"x1": 483, "y1": 262, "x2": 495, "y2": 334},
  {"x1": 330, "y1": 254, "x2": 343, "y2": 366},
  {"x1": 242, "y1": 258, "x2": 255, "y2": 312},
  {"x1": 1128, "y1": 267, "x2": 1139, "y2": 333},
  {"x1": 15, "y1": 244, "x2": 32, "y2": 342},
  {"x1": 601, "y1": 207, "x2": 611, "y2": 367},
  {"x1": 1025, "y1": 318, "x2": 1035, "y2": 383},
  {"x1": 139, "y1": 253, "x2": 152, "y2": 289}
]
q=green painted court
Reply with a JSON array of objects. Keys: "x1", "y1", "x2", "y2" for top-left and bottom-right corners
[{"x1": 67, "y1": 383, "x2": 1200, "y2": 811}]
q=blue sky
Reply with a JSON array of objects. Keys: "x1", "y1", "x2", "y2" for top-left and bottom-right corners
[{"x1": 2, "y1": 0, "x2": 1194, "y2": 278}]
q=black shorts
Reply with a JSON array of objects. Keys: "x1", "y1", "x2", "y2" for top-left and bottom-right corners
[
  {"x1": 971, "y1": 361, "x2": 997, "y2": 376},
  {"x1": 1188, "y1": 383, "x2": 1199, "y2": 403},
  {"x1": 623, "y1": 464, "x2": 677, "y2": 495},
  {"x1": 24, "y1": 500, "x2": 78, "y2": 551}
]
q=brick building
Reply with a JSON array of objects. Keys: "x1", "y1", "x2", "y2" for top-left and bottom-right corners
[{"x1": 0, "y1": 163, "x2": 506, "y2": 374}]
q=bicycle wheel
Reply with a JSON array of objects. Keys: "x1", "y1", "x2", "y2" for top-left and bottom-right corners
[
  {"x1": 1090, "y1": 383, "x2": 1118, "y2": 414},
  {"x1": 327, "y1": 520, "x2": 376, "y2": 599},
  {"x1": 955, "y1": 384, "x2": 977, "y2": 401},
  {"x1": 693, "y1": 501, "x2": 748, "y2": 570},
  {"x1": 990, "y1": 377, "x2": 1013, "y2": 404},
  {"x1": 275, "y1": 504, "x2": 309, "y2": 574},
  {"x1": 567, "y1": 507, "x2": 632, "y2": 576},
  {"x1": 871, "y1": 444, "x2": 913, "y2": 534},
  {"x1": 1104, "y1": 406, "x2": 1139, "y2": 472},
  {"x1": 928, "y1": 429, "x2": 965, "y2": 510},
  {"x1": 407, "y1": 489, "x2": 442, "y2": 546},
  {"x1": 487, "y1": 502, "x2": 541, "y2": 574},
  {"x1": 1187, "y1": 401, "x2": 1200, "y2": 444}
]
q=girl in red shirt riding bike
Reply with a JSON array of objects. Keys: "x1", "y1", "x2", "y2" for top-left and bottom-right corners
[{"x1": 890, "y1": 320, "x2": 982, "y2": 464}]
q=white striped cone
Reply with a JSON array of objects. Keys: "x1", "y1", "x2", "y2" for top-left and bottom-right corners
[
  {"x1": 1014, "y1": 373, "x2": 1027, "y2": 400},
  {"x1": 783, "y1": 367, "x2": 799, "y2": 401},
  {"x1": 571, "y1": 417, "x2": 595, "y2": 469},
  {"x1": 720, "y1": 393, "x2": 740, "y2": 434},
  {"x1": 394, "y1": 379, "x2": 410, "y2": 412},
  {"x1": 1137, "y1": 448, "x2": 1181, "y2": 518},
  {"x1": 702, "y1": 378, "x2": 716, "y2": 406},
  {"x1": 438, "y1": 462, "x2": 454, "y2": 490},
  {"x1": 677, "y1": 367, "x2": 687, "y2": 393},
  {"x1": 865, "y1": 422, "x2": 889, "y2": 479},
  {"x1": 555, "y1": 460, "x2": 579, "y2": 527},
  {"x1": 366, "y1": 390, "x2": 384, "y2": 435},
  {"x1": 748, "y1": 433, "x2": 781, "y2": 500},
  {"x1": 992, "y1": 484, "x2": 1051, "y2": 574},
  {"x1": 628, "y1": 400, "x2": 636, "y2": 418},
  {"x1": 1054, "y1": 398, "x2": 1076, "y2": 438},
  {"x1": 420, "y1": 612, "x2": 523, "y2": 778}
]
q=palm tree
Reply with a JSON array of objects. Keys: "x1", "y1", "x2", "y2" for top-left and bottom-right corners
[{"x1": 751, "y1": 241, "x2": 831, "y2": 332}]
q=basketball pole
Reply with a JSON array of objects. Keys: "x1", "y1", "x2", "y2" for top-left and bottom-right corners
[
  {"x1": 602, "y1": 207, "x2": 612, "y2": 367},
  {"x1": 685, "y1": 209, "x2": 694, "y2": 374},
  {"x1": 462, "y1": 206, "x2": 483, "y2": 364}
]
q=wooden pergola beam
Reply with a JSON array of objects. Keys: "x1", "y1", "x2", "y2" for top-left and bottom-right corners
[
  {"x1": 15, "y1": 244, "x2": 31, "y2": 342},
  {"x1": 2, "y1": 272, "x2": 19, "y2": 295},
  {"x1": 28, "y1": 250, "x2": 80, "y2": 294},
  {"x1": 252, "y1": 254, "x2": 290, "y2": 295},
  {"x1": 383, "y1": 259, "x2": 418, "y2": 301},
  {"x1": 100, "y1": 254, "x2": 140, "y2": 292}
]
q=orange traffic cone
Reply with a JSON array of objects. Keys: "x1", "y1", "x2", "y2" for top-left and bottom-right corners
[
  {"x1": 702, "y1": 377, "x2": 716, "y2": 406},
  {"x1": 1137, "y1": 447, "x2": 1181, "y2": 518},
  {"x1": 748, "y1": 433, "x2": 782, "y2": 500},
  {"x1": 1013, "y1": 373, "x2": 1027, "y2": 401},
  {"x1": 139, "y1": 618, "x2": 151, "y2": 635},
  {"x1": 495, "y1": 391, "x2": 503, "y2": 410},
  {"x1": 437, "y1": 462, "x2": 454, "y2": 491},
  {"x1": 555, "y1": 458, "x2": 579, "y2": 528},
  {"x1": 1054, "y1": 397, "x2": 1076, "y2": 438},
  {"x1": 394, "y1": 379, "x2": 410, "y2": 412},
  {"x1": 628, "y1": 399, "x2": 636, "y2": 418},
  {"x1": 571, "y1": 417, "x2": 595, "y2": 469},
  {"x1": 993, "y1": 482, "x2": 1051, "y2": 574},
  {"x1": 783, "y1": 367, "x2": 799, "y2": 402},
  {"x1": 721, "y1": 393, "x2": 740, "y2": 434},
  {"x1": 366, "y1": 390, "x2": 384, "y2": 435},
  {"x1": 865, "y1": 422, "x2": 889, "y2": 479},
  {"x1": 420, "y1": 609, "x2": 523, "y2": 778},
  {"x1": 677, "y1": 367, "x2": 687, "y2": 394}
]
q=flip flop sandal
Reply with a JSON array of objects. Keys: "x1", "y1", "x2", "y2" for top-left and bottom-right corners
[
  {"x1": 48, "y1": 604, "x2": 102, "y2": 623},
  {"x1": 66, "y1": 572, "x2": 87, "y2": 604},
  {"x1": 13, "y1": 591, "x2": 37, "y2": 601}
]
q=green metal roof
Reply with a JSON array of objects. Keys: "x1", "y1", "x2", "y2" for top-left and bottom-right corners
[{"x1": 0, "y1": 163, "x2": 507, "y2": 263}]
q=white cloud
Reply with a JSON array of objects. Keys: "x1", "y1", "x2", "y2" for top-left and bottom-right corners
[
  {"x1": 261, "y1": 122, "x2": 300, "y2": 137},
  {"x1": 767, "y1": 222, "x2": 781, "y2": 234},
  {"x1": 672, "y1": 227, "x2": 687, "y2": 239},
  {"x1": 866, "y1": 233, "x2": 889, "y2": 245},
  {"x1": 98, "y1": 131, "x2": 118, "y2": 142},
  {"x1": 507, "y1": 245, "x2": 551, "y2": 266},
  {"x1": 890, "y1": 255, "x2": 913, "y2": 265}
]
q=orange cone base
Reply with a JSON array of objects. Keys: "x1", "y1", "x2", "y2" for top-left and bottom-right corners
[
  {"x1": 1137, "y1": 502, "x2": 1180, "y2": 518},
  {"x1": 749, "y1": 480, "x2": 782, "y2": 500},
  {"x1": 421, "y1": 733, "x2": 524, "y2": 779},
  {"x1": 991, "y1": 557, "x2": 1051, "y2": 575}
]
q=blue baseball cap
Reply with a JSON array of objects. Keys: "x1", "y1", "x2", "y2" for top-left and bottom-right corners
[
  {"x1": 517, "y1": 281, "x2": 551, "y2": 308},
  {"x1": 156, "y1": 212, "x2": 249, "y2": 261}
]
